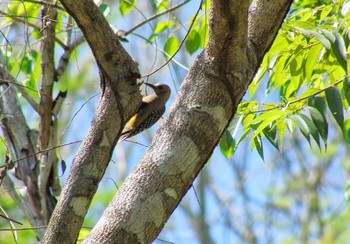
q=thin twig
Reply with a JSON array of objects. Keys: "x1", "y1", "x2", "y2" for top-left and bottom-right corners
[
  {"x1": 0, "y1": 226, "x2": 47, "y2": 231},
  {"x1": 125, "y1": 0, "x2": 191, "y2": 35},
  {"x1": 0, "y1": 10, "x2": 67, "y2": 48},
  {"x1": 131, "y1": 33, "x2": 189, "y2": 71},
  {"x1": 0, "y1": 140, "x2": 82, "y2": 169},
  {"x1": 243, "y1": 76, "x2": 348, "y2": 115},
  {"x1": 0, "y1": 213, "x2": 23, "y2": 225},
  {"x1": 58, "y1": 93, "x2": 100, "y2": 143},
  {"x1": 0, "y1": 66, "x2": 43, "y2": 114},
  {"x1": 142, "y1": 0, "x2": 203, "y2": 78}
]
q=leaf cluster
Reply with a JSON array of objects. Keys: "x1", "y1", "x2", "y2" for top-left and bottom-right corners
[{"x1": 220, "y1": 1, "x2": 350, "y2": 160}]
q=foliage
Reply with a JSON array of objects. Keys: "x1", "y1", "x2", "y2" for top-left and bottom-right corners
[{"x1": 220, "y1": 0, "x2": 350, "y2": 159}]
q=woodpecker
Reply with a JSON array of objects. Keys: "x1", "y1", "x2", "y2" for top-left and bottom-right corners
[{"x1": 119, "y1": 82, "x2": 171, "y2": 141}]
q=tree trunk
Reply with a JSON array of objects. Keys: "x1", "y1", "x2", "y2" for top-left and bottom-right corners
[{"x1": 43, "y1": 0, "x2": 292, "y2": 243}]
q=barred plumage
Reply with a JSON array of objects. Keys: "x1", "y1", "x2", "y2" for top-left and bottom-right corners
[{"x1": 119, "y1": 83, "x2": 171, "y2": 141}]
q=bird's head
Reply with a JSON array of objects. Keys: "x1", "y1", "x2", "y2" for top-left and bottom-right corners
[{"x1": 144, "y1": 82, "x2": 171, "y2": 101}]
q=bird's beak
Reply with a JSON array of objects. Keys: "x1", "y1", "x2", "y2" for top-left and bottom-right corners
[{"x1": 144, "y1": 82, "x2": 156, "y2": 89}]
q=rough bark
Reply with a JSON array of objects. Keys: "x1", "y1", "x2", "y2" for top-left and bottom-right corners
[
  {"x1": 40, "y1": 0, "x2": 292, "y2": 243},
  {"x1": 42, "y1": 0, "x2": 141, "y2": 243},
  {"x1": 83, "y1": 0, "x2": 292, "y2": 243}
]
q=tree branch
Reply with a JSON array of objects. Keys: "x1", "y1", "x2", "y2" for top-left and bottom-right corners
[
  {"x1": 43, "y1": 0, "x2": 142, "y2": 242},
  {"x1": 37, "y1": 1, "x2": 59, "y2": 224},
  {"x1": 0, "y1": 67, "x2": 47, "y2": 239},
  {"x1": 248, "y1": 0, "x2": 293, "y2": 64},
  {"x1": 83, "y1": 0, "x2": 292, "y2": 243},
  {"x1": 125, "y1": 0, "x2": 191, "y2": 36}
]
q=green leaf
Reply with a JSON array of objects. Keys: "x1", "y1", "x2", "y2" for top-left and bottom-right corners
[
  {"x1": 185, "y1": 29, "x2": 201, "y2": 55},
  {"x1": 276, "y1": 120, "x2": 287, "y2": 150},
  {"x1": 344, "y1": 118, "x2": 350, "y2": 145},
  {"x1": 149, "y1": 21, "x2": 174, "y2": 40},
  {"x1": 308, "y1": 96, "x2": 327, "y2": 115},
  {"x1": 253, "y1": 135, "x2": 264, "y2": 161},
  {"x1": 325, "y1": 87, "x2": 344, "y2": 131},
  {"x1": 99, "y1": 3, "x2": 110, "y2": 17},
  {"x1": 152, "y1": 0, "x2": 169, "y2": 11},
  {"x1": 163, "y1": 36, "x2": 179, "y2": 59},
  {"x1": 250, "y1": 110, "x2": 286, "y2": 138},
  {"x1": 198, "y1": 18, "x2": 208, "y2": 48},
  {"x1": 308, "y1": 96, "x2": 328, "y2": 145},
  {"x1": 21, "y1": 54, "x2": 33, "y2": 74},
  {"x1": 304, "y1": 44, "x2": 322, "y2": 80},
  {"x1": 344, "y1": 77, "x2": 350, "y2": 105},
  {"x1": 321, "y1": 29, "x2": 336, "y2": 43},
  {"x1": 319, "y1": 5, "x2": 333, "y2": 21},
  {"x1": 269, "y1": 53, "x2": 290, "y2": 88},
  {"x1": 263, "y1": 124, "x2": 279, "y2": 151},
  {"x1": 310, "y1": 30, "x2": 331, "y2": 49},
  {"x1": 300, "y1": 114, "x2": 321, "y2": 149},
  {"x1": 299, "y1": 88, "x2": 321, "y2": 100},
  {"x1": 308, "y1": 106, "x2": 328, "y2": 146},
  {"x1": 249, "y1": 109, "x2": 285, "y2": 126},
  {"x1": 250, "y1": 110, "x2": 287, "y2": 154},
  {"x1": 219, "y1": 130, "x2": 235, "y2": 159},
  {"x1": 332, "y1": 32, "x2": 348, "y2": 73},
  {"x1": 294, "y1": 27, "x2": 311, "y2": 39},
  {"x1": 290, "y1": 114, "x2": 311, "y2": 144},
  {"x1": 119, "y1": 0, "x2": 136, "y2": 16}
]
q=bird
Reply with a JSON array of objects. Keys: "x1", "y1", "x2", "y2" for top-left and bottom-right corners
[{"x1": 118, "y1": 82, "x2": 171, "y2": 141}]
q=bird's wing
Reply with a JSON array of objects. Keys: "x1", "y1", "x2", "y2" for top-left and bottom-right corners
[{"x1": 118, "y1": 101, "x2": 148, "y2": 141}]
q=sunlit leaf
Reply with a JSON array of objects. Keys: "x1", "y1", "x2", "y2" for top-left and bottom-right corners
[
  {"x1": 304, "y1": 44, "x2": 322, "y2": 80},
  {"x1": 198, "y1": 18, "x2": 208, "y2": 48},
  {"x1": 163, "y1": 36, "x2": 179, "y2": 59},
  {"x1": 276, "y1": 120, "x2": 287, "y2": 150},
  {"x1": 320, "y1": 5, "x2": 333, "y2": 21},
  {"x1": 149, "y1": 21, "x2": 175, "y2": 40},
  {"x1": 263, "y1": 124, "x2": 279, "y2": 151},
  {"x1": 120, "y1": 0, "x2": 136, "y2": 16},
  {"x1": 152, "y1": 0, "x2": 169, "y2": 11},
  {"x1": 300, "y1": 88, "x2": 321, "y2": 99},
  {"x1": 250, "y1": 110, "x2": 286, "y2": 137}
]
